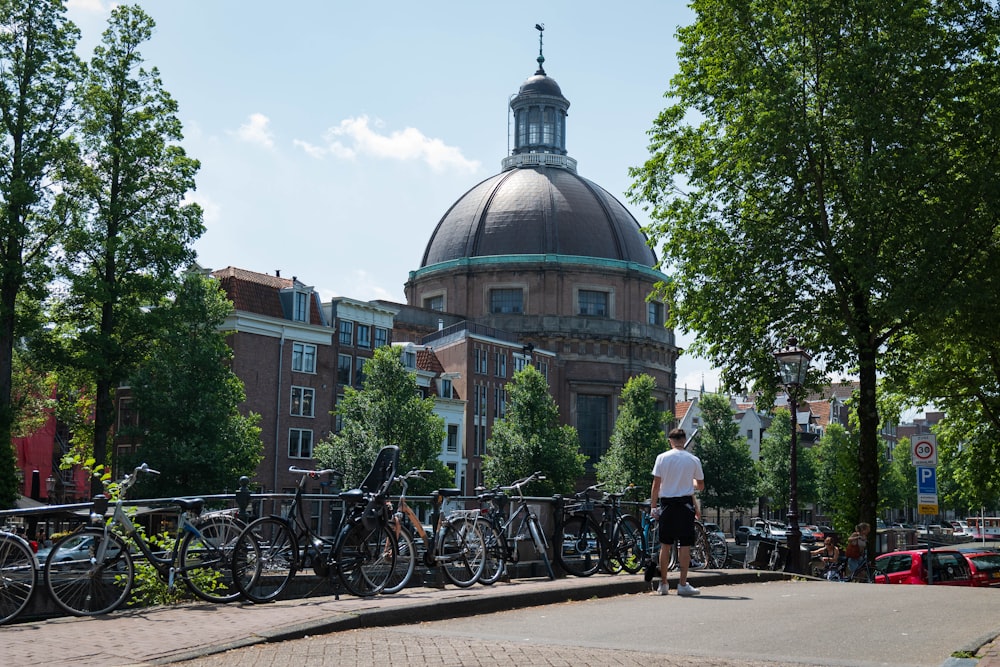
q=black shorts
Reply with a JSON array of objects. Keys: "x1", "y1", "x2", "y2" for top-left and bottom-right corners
[{"x1": 658, "y1": 496, "x2": 696, "y2": 547}]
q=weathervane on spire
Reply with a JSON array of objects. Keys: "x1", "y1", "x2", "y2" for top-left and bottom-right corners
[{"x1": 535, "y1": 23, "x2": 546, "y2": 74}]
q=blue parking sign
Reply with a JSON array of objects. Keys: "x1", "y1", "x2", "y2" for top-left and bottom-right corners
[{"x1": 916, "y1": 466, "x2": 937, "y2": 495}]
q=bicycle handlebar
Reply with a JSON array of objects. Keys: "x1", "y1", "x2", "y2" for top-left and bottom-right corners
[{"x1": 501, "y1": 471, "x2": 546, "y2": 492}]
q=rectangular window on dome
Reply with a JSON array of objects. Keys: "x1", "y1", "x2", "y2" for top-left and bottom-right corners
[
  {"x1": 424, "y1": 295, "x2": 444, "y2": 311},
  {"x1": 490, "y1": 288, "x2": 523, "y2": 314},
  {"x1": 647, "y1": 301, "x2": 664, "y2": 326},
  {"x1": 542, "y1": 108, "x2": 554, "y2": 145},
  {"x1": 528, "y1": 107, "x2": 541, "y2": 144},
  {"x1": 578, "y1": 290, "x2": 608, "y2": 317}
]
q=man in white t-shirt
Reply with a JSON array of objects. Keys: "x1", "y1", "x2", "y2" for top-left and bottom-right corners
[{"x1": 650, "y1": 428, "x2": 705, "y2": 596}]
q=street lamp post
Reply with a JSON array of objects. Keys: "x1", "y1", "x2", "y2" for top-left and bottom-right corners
[{"x1": 773, "y1": 336, "x2": 812, "y2": 574}]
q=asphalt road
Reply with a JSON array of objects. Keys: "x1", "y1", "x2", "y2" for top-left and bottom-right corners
[{"x1": 175, "y1": 579, "x2": 1000, "y2": 667}]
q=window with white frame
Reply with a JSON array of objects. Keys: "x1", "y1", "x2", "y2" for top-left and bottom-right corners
[
  {"x1": 293, "y1": 291, "x2": 308, "y2": 322},
  {"x1": 474, "y1": 347, "x2": 488, "y2": 374},
  {"x1": 291, "y1": 342, "x2": 317, "y2": 373},
  {"x1": 446, "y1": 424, "x2": 459, "y2": 453},
  {"x1": 439, "y1": 378, "x2": 452, "y2": 399},
  {"x1": 374, "y1": 327, "x2": 389, "y2": 349},
  {"x1": 356, "y1": 324, "x2": 371, "y2": 349},
  {"x1": 288, "y1": 428, "x2": 313, "y2": 458},
  {"x1": 338, "y1": 320, "x2": 354, "y2": 346},
  {"x1": 578, "y1": 290, "x2": 609, "y2": 317},
  {"x1": 290, "y1": 386, "x2": 315, "y2": 417}
]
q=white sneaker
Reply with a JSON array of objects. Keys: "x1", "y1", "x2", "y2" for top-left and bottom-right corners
[
  {"x1": 676, "y1": 582, "x2": 700, "y2": 597},
  {"x1": 657, "y1": 583, "x2": 669, "y2": 595}
]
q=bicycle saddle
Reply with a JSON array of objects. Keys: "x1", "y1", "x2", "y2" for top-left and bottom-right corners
[
  {"x1": 173, "y1": 498, "x2": 205, "y2": 513},
  {"x1": 436, "y1": 488, "x2": 462, "y2": 498}
]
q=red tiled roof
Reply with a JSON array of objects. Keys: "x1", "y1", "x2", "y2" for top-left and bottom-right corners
[
  {"x1": 808, "y1": 399, "x2": 832, "y2": 426},
  {"x1": 416, "y1": 347, "x2": 445, "y2": 374},
  {"x1": 674, "y1": 400, "x2": 692, "y2": 421},
  {"x1": 212, "y1": 266, "x2": 324, "y2": 325}
]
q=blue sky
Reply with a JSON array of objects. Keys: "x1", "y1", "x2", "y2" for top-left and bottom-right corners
[{"x1": 66, "y1": 0, "x2": 718, "y2": 393}]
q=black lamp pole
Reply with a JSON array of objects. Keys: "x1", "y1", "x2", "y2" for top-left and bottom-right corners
[{"x1": 773, "y1": 336, "x2": 811, "y2": 574}]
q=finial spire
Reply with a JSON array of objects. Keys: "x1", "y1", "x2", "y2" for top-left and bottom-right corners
[{"x1": 534, "y1": 23, "x2": 545, "y2": 74}]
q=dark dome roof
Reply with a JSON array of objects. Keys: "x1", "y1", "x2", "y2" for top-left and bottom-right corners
[
  {"x1": 420, "y1": 166, "x2": 657, "y2": 268},
  {"x1": 518, "y1": 73, "x2": 565, "y2": 98}
]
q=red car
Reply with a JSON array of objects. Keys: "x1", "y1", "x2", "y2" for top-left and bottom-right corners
[
  {"x1": 873, "y1": 549, "x2": 974, "y2": 586},
  {"x1": 962, "y1": 551, "x2": 1000, "y2": 587}
]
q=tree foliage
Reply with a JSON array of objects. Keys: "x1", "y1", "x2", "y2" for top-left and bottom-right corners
[
  {"x1": 595, "y1": 374, "x2": 667, "y2": 497},
  {"x1": 756, "y1": 407, "x2": 818, "y2": 515},
  {"x1": 121, "y1": 273, "x2": 262, "y2": 498},
  {"x1": 691, "y1": 393, "x2": 756, "y2": 516},
  {"x1": 629, "y1": 0, "x2": 1000, "y2": 544},
  {"x1": 811, "y1": 422, "x2": 860, "y2": 537},
  {"x1": 482, "y1": 364, "x2": 585, "y2": 496},
  {"x1": 314, "y1": 345, "x2": 451, "y2": 495},
  {"x1": 53, "y1": 5, "x2": 202, "y2": 493},
  {"x1": 0, "y1": 0, "x2": 81, "y2": 508}
]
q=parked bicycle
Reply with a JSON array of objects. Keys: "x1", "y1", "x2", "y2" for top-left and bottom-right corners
[
  {"x1": 0, "y1": 530, "x2": 36, "y2": 624},
  {"x1": 43, "y1": 463, "x2": 248, "y2": 617},
  {"x1": 598, "y1": 485, "x2": 646, "y2": 574},
  {"x1": 383, "y1": 468, "x2": 487, "y2": 592},
  {"x1": 552, "y1": 485, "x2": 606, "y2": 578},
  {"x1": 475, "y1": 471, "x2": 555, "y2": 583},
  {"x1": 231, "y1": 445, "x2": 399, "y2": 602},
  {"x1": 664, "y1": 519, "x2": 728, "y2": 571}
]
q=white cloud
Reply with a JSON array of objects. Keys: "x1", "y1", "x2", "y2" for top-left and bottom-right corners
[
  {"x1": 66, "y1": 0, "x2": 109, "y2": 12},
  {"x1": 292, "y1": 139, "x2": 330, "y2": 160},
  {"x1": 183, "y1": 192, "x2": 221, "y2": 225},
  {"x1": 234, "y1": 113, "x2": 274, "y2": 149},
  {"x1": 303, "y1": 116, "x2": 479, "y2": 173}
]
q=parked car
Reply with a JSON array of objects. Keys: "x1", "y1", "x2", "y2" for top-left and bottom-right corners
[
  {"x1": 799, "y1": 526, "x2": 817, "y2": 544},
  {"x1": 874, "y1": 549, "x2": 974, "y2": 586},
  {"x1": 948, "y1": 520, "x2": 972, "y2": 537},
  {"x1": 764, "y1": 521, "x2": 787, "y2": 541},
  {"x1": 735, "y1": 525, "x2": 765, "y2": 546},
  {"x1": 803, "y1": 524, "x2": 824, "y2": 540},
  {"x1": 962, "y1": 551, "x2": 1000, "y2": 587},
  {"x1": 35, "y1": 533, "x2": 95, "y2": 566},
  {"x1": 702, "y1": 522, "x2": 726, "y2": 542}
]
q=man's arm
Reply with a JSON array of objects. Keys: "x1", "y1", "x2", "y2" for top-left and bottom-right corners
[
  {"x1": 650, "y1": 476, "x2": 661, "y2": 506},
  {"x1": 694, "y1": 478, "x2": 705, "y2": 492}
]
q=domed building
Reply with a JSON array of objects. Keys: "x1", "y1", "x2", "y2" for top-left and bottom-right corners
[{"x1": 405, "y1": 40, "x2": 679, "y2": 480}]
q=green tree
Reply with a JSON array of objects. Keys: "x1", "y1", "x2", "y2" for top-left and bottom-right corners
[
  {"x1": 121, "y1": 273, "x2": 262, "y2": 497},
  {"x1": 0, "y1": 0, "x2": 81, "y2": 508},
  {"x1": 595, "y1": 374, "x2": 667, "y2": 497},
  {"x1": 629, "y1": 0, "x2": 1000, "y2": 553},
  {"x1": 483, "y1": 364, "x2": 585, "y2": 496},
  {"x1": 881, "y1": 438, "x2": 916, "y2": 522},
  {"x1": 55, "y1": 5, "x2": 202, "y2": 493},
  {"x1": 757, "y1": 408, "x2": 817, "y2": 517},
  {"x1": 812, "y1": 422, "x2": 860, "y2": 537},
  {"x1": 692, "y1": 393, "x2": 756, "y2": 519},
  {"x1": 314, "y1": 345, "x2": 451, "y2": 494}
]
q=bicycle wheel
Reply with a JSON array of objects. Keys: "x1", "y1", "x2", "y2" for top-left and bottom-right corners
[
  {"x1": 556, "y1": 515, "x2": 603, "y2": 577},
  {"x1": 688, "y1": 523, "x2": 710, "y2": 570},
  {"x1": 179, "y1": 515, "x2": 245, "y2": 603},
  {"x1": 44, "y1": 530, "x2": 133, "y2": 616},
  {"x1": 527, "y1": 516, "x2": 555, "y2": 580},
  {"x1": 382, "y1": 525, "x2": 416, "y2": 594},
  {"x1": 233, "y1": 517, "x2": 297, "y2": 603},
  {"x1": 336, "y1": 521, "x2": 396, "y2": 597},
  {"x1": 850, "y1": 561, "x2": 874, "y2": 583},
  {"x1": 708, "y1": 531, "x2": 729, "y2": 568},
  {"x1": 476, "y1": 518, "x2": 506, "y2": 586},
  {"x1": 440, "y1": 519, "x2": 486, "y2": 588},
  {"x1": 0, "y1": 534, "x2": 36, "y2": 625},
  {"x1": 609, "y1": 515, "x2": 645, "y2": 574}
]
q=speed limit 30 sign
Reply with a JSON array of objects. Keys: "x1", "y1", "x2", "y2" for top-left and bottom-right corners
[{"x1": 911, "y1": 435, "x2": 937, "y2": 466}]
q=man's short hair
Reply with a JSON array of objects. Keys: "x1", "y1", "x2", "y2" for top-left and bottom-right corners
[{"x1": 668, "y1": 428, "x2": 686, "y2": 441}]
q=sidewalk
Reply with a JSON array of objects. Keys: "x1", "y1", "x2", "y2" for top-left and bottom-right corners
[{"x1": 5, "y1": 568, "x2": 999, "y2": 667}]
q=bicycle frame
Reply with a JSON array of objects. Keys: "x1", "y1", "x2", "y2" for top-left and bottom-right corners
[{"x1": 392, "y1": 476, "x2": 479, "y2": 568}]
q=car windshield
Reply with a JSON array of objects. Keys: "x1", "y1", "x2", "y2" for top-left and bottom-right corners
[{"x1": 970, "y1": 554, "x2": 1000, "y2": 573}]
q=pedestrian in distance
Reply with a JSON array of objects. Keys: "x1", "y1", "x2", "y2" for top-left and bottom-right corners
[
  {"x1": 845, "y1": 522, "x2": 870, "y2": 577},
  {"x1": 812, "y1": 537, "x2": 841, "y2": 579},
  {"x1": 650, "y1": 428, "x2": 705, "y2": 596}
]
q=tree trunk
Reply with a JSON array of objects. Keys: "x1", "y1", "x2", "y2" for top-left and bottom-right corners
[{"x1": 856, "y1": 343, "x2": 880, "y2": 560}]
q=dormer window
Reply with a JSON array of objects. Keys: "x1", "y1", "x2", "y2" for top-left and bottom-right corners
[
  {"x1": 403, "y1": 350, "x2": 417, "y2": 369},
  {"x1": 293, "y1": 291, "x2": 308, "y2": 322},
  {"x1": 439, "y1": 378, "x2": 452, "y2": 399}
]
